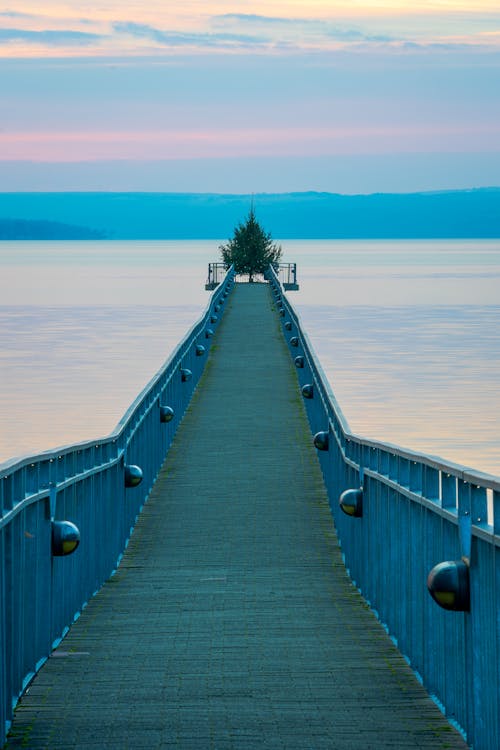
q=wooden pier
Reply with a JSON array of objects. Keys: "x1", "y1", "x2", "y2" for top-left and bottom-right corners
[{"x1": 5, "y1": 284, "x2": 468, "y2": 749}]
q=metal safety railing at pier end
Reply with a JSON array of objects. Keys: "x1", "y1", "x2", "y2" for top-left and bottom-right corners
[
  {"x1": 0, "y1": 268, "x2": 235, "y2": 746},
  {"x1": 267, "y1": 265, "x2": 499, "y2": 750}
]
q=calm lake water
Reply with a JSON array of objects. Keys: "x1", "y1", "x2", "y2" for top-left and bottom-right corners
[{"x1": 0, "y1": 239, "x2": 499, "y2": 477}]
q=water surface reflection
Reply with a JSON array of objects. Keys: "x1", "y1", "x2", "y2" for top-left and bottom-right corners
[{"x1": 1, "y1": 239, "x2": 499, "y2": 476}]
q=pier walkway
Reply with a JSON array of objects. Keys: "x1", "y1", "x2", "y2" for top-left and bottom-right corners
[{"x1": 5, "y1": 284, "x2": 468, "y2": 749}]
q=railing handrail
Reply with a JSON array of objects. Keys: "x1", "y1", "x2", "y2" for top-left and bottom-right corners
[
  {"x1": 0, "y1": 266, "x2": 235, "y2": 746},
  {"x1": 268, "y1": 263, "x2": 500, "y2": 750},
  {"x1": 268, "y1": 265, "x2": 500, "y2": 494},
  {"x1": 0, "y1": 266, "x2": 234, "y2": 479}
]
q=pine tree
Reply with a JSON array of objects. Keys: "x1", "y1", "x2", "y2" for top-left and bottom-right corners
[{"x1": 219, "y1": 206, "x2": 282, "y2": 282}]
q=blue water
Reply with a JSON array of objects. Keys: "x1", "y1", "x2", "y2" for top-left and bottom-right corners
[{"x1": 0, "y1": 239, "x2": 499, "y2": 476}]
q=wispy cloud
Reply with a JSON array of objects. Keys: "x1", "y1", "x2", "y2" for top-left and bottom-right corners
[
  {"x1": 213, "y1": 13, "x2": 399, "y2": 47},
  {"x1": 1, "y1": 5, "x2": 499, "y2": 58},
  {"x1": 0, "y1": 10, "x2": 35, "y2": 18},
  {"x1": 0, "y1": 28, "x2": 103, "y2": 45},
  {"x1": 2, "y1": 122, "x2": 499, "y2": 162},
  {"x1": 112, "y1": 21, "x2": 267, "y2": 48},
  {"x1": 211, "y1": 10, "x2": 500, "y2": 50},
  {"x1": 215, "y1": 14, "x2": 292, "y2": 25},
  {"x1": 324, "y1": 27, "x2": 394, "y2": 43}
]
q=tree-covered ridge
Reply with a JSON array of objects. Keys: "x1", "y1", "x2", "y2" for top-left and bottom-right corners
[
  {"x1": 219, "y1": 206, "x2": 282, "y2": 281},
  {"x1": 0, "y1": 218, "x2": 106, "y2": 240},
  {"x1": 1, "y1": 189, "x2": 500, "y2": 239}
]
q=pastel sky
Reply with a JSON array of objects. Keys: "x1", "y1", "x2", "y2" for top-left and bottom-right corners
[{"x1": 1, "y1": 1, "x2": 499, "y2": 192}]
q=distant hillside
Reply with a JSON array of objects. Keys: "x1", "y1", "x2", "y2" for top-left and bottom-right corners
[
  {"x1": 1, "y1": 189, "x2": 499, "y2": 239},
  {"x1": 0, "y1": 218, "x2": 106, "y2": 240}
]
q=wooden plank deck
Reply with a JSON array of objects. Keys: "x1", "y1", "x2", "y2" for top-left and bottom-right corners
[{"x1": 5, "y1": 284, "x2": 468, "y2": 749}]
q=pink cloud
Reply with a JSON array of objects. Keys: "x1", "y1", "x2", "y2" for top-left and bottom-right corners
[{"x1": 2, "y1": 123, "x2": 499, "y2": 161}]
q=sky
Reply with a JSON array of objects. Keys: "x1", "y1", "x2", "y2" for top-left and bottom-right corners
[{"x1": 1, "y1": 1, "x2": 500, "y2": 193}]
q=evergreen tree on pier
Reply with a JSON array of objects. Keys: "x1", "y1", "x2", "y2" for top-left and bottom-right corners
[{"x1": 219, "y1": 205, "x2": 282, "y2": 281}]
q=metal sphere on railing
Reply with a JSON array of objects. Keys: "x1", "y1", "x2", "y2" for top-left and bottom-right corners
[
  {"x1": 339, "y1": 488, "x2": 363, "y2": 517},
  {"x1": 294, "y1": 356, "x2": 304, "y2": 368},
  {"x1": 313, "y1": 431, "x2": 329, "y2": 451},
  {"x1": 195, "y1": 344, "x2": 206, "y2": 356},
  {"x1": 301, "y1": 384, "x2": 314, "y2": 399},
  {"x1": 159, "y1": 405, "x2": 174, "y2": 423},
  {"x1": 285, "y1": 321, "x2": 292, "y2": 331},
  {"x1": 290, "y1": 336, "x2": 299, "y2": 347},
  {"x1": 427, "y1": 560, "x2": 470, "y2": 611},
  {"x1": 124, "y1": 464, "x2": 143, "y2": 488},
  {"x1": 181, "y1": 368, "x2": 192, "y2": 382},
  {"x1": 52, "y1": 520, "x2": 80, "y2": 556}
]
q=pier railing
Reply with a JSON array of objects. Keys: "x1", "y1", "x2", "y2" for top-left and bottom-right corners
[
  {"x1": 268, "y1": 265, "x2": 499, "y2": 750},
  {"x1": 205, "y1": 262, "x2": 227, "y2": 290},
  {"x1": 0, "y1": 268, "x2": 235, "y2": 746},
  {"x1": 277, "y1": 262, "x2": 299, "y2": 290},
  {"x1": 2, "y1": 267, "x2": 498, "y2": 749}
]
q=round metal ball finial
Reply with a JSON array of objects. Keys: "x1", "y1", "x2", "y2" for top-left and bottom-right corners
[
  {"x1": 313, "y1": 431, "x2": 329, "y2": 451},
  {"x1": 427, "y1": 560, "x2": 470, "y2": 611},
  {"x1": 339, "y1": 488, "x2": 363, "y2": 517},
  {"x1": 285, "y1": 321, "x2": 292, "y2": 331},
  {"x1": 52, "y1": 520, "x2": 80, "y2": 556},
  {"x1": 294, "y1": 356, "x2": 304, "y2": 368},
  {"x1": 290, "y1": 336, "x2": 299, "y2": 347},
  {"x1": 181, "y1": 368, "x2": 192, "y2": 382},
  {"x1": 124, "y1": 464, "x2": 143, "y2": 488},
  {"x1": 195, "y1": 344, "x2": 205, "y2": 356},
  {"x1": 160, "y1": 405, "x2": 174, "y2": 423},
  {"x1": 301, "y1": 384, "x2": 314, "y2": 399}
]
